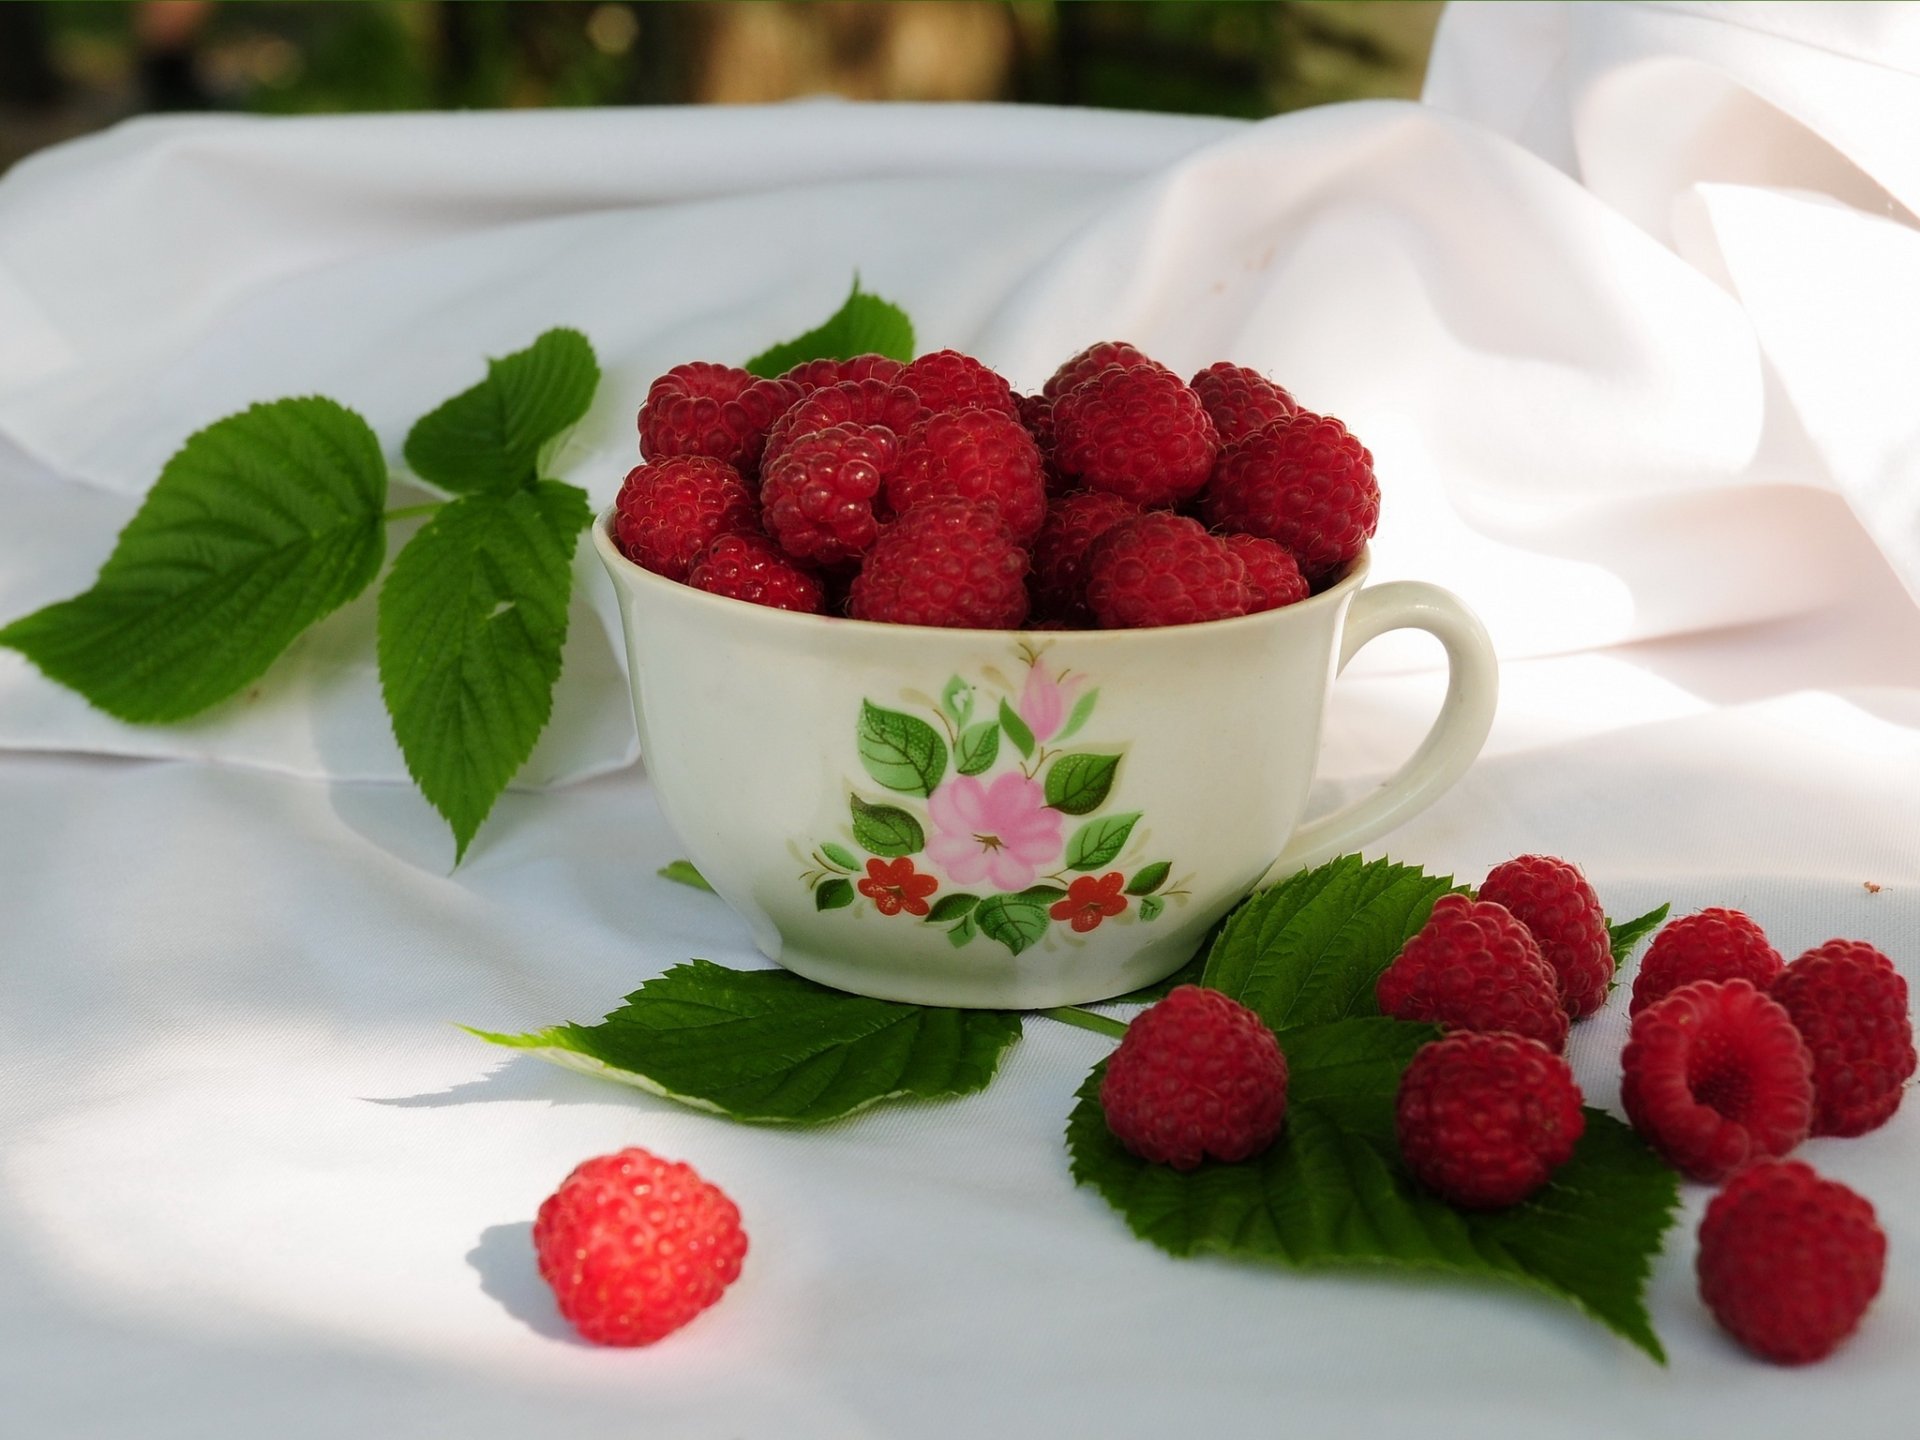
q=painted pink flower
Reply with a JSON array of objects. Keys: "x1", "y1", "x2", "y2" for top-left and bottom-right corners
[
  {"x1": 1017, "y1": 659, "x2": 1086, "y2": 744},
  {"x1": 925, "y1": 773, "x2": 1064, "y2": 891}
]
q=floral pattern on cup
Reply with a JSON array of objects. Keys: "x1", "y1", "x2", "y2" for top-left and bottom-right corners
[{"x1": 797, "y1": 642, "x2": 1186, "y2": 954}]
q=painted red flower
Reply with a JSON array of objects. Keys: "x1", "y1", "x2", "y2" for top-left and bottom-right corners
[
  {"x1": 1051, "y1": 871, "x2": 1128, "y2": 933},
  {"x1": 857, "y1": 857, "x2": 939, "y2": 917}
]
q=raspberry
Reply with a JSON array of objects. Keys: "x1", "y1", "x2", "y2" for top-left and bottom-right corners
[
  {"x1": 1053, "y1": 366, "x2": 1220, "y2": 507},
  {"x1": 1099, "y1": 985, "x2": 1289, "y2": 1169},
  {"x1": 900, "y1": 349, "x2": 1019, "y2": 418},
  {"x1": 1202, "y1": 411, "x2": 1379, "y2": 583},
  {"x1": 887, "y1": 407, "x2": 1047, "y2": 543},
  {"x1": 1042, "y1": 340, "x2": 1161, "y2": 401},
  {"x1": 1620, "y1": 979, "x2": 1813, "y2": 1182},
  {"x1": 1478, "y1": 855, "x2": 1613, "y2": 1021},
  {"x1": 637, "y1": 362, "x2": 801, "y2": 479},
  {"x1": 687, "y1": 532, "x2": 826, "y2": 614},
  {"x1": 1772, "y1": 940, "x2": 1915, "y2": 1137},
  {"x1": 1375, "y1": 894, "x2": 1570, "y2": 1051},
  {"x1": 759, "y1": 422, "x2": 898, "y2": 565},
  {"x1": 779, "y1": 353, "x2": 905, "y2": 394},
  {"x1": 1630, "y1": 908, "x2": 1784, "y2": 1016},
  {"x1": 1189, "y1": 362, "x2": 1298, "y2": 445},
  {"x1": 760, "y1": 377, "x2": 927, "y2": 476},
  {"x1": 1396, "y1": 1032, "x2": 1585, "y2": 1209},
  {"x1": 1084, "y1": 512, "x2": 1249, "y2": 629},
  {"x1": 612, "y1": 456, "x2": 758, "y2": 583},
  {"x1": 1697, "y1": 1160, "x2": 1885, "y2": 1364},
  {"x1": 1030, "y1": 490, "x2": 1138, "y2": 623},
  {"x1": 1221, "y1": 533, "x2": 1310, "y2": 613},
  {"x1": 533, "y1": 1147, "x2": 749, "y2": 1347},
  {"x1": 847, "y1": 499, "x2": 1029, "y2": 628}
]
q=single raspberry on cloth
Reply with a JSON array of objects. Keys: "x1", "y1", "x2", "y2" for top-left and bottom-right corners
[
  {"x1": 1697, "y1": 1160, "x2": 1885, "y2": 1365},
  {"x1": 687, "y1": 532, "x2": 826, "y2": 614},
  {"x1": 779, "y1": 353, "x2": 905, "y2": 395},
  {"x1": 637, "y1": 362, "x2": 800, "y2": 479},
  {"x1": 1202, "y1": 411, "x2": 1379, "y2": 583},
  {"x1": 1771, "y1": 939, "x2": 1916, "y2": 1137},
  {"x1": 1395, "y1": 1032, "x2": 1585, "y2": 1209},
  {"x1": 1629, "y1": 907, "x2": 1784, "y2": 1016},
  {"x1": 1478, "y1": 855, "x2": 1614, "y2": 1021},
  {"x1": 759, "y1": 422, "x2": 900, "y2": 566},
  {"x1": 1041, "y1": 339, "x2": 1161, "y2": 401},
  {"x1": 887, "y1": 407, "x2": 1047, "y2": 543},
  {"x1": 1053, "y1": 365, "x2": 1220, "y2": 507},
  {"x1": 1030, "y1": 491, "x2": 1139, "y2": 623},
  {"x1": 1375, "y1": 893, "x2": 1570, "y2": 1052},
  {"x1": 1100, "y1": 985, "x2": 1289, "y2": 1169},
  {"x1": 534, "y1": 1147, "x2": 748, "y2": 1347},
  {"x1": 1189, "y1": 362, "x2": 1298, "y2": 444},
  {"x1": 613, "y1": 456, "x2": 759, "y2": 583},
  {"x1": 1220, "y1": 533, "x2": 1310, "y2": 613},
  {"x1": 1084, "y1": 512, "x2": 1250, "y2": 629},
  {"x1": 1620, "y1": 978, "x2": 1813, "y2": 1182},
  {"x1": 900, "y1": 349, "x2": 1020, "y2": 418},
  {"x1": 847, "y1": 499, "x2": 1029, "y2": 628}
]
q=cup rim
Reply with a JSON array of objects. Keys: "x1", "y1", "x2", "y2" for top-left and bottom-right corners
[{"x1": 592, "y1": 505, "x2": 1371, "y2": 639}]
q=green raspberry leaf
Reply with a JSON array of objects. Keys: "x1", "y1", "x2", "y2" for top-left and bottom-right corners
[
  {"x1": 658, "y1": 859, "x2": 714, "y2": 892},
  {"x1": 0, "y1": 398, "x2": 386, "y2": 722},
  {"x1": 404, "y1": 328, "x2": 599, "y2": 496},
  {"x1": 377, "y1": 480, "x2": 591, "y2": 861},
  {"x1": 1608, "y1": 903, "x2": 1670, "y2": 971},
  {"x1": 744, "y1": 277, "x2": 916, "y2": 378},
  {"x1": 1201, "y1": 854, "x2": 1461, "y2": 1030},
  {"x1": 472, "y1": 959, "x2": 1021, "y2": 1124},
  {"x1": 1067, "y1": 1015, "x2": 1678, "y2": 1362}
]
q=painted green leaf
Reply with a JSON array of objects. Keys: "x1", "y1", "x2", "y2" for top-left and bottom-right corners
[
  {"x1": 1126, "y1": 861, "x2": 1171, "y2": 896},
  {"x1": 473, "y1": 959, "x2": 1020, "y2": 1124},
  {"x1": 948, "y1": 914, "x2": 977, "y2": 948},
  {"x1": 1017, "y1": 884, "x2": 1068, "y2": 902},
  {"x1": 955, "y1": 721, "x2": 1000, "y2": 777},
  {"x1": 658, "y1": 860, "x2": 714, "y2": 892},
  {"x1": 926, "y1": 892, "x2": 980, "y2": 924},
  {"x1": 858, "y1": 701, "x2": 947, "y2": 797},
  {"x1": 815, "y1": 877, "x2": 854, "y2": 911},
  {"x1": 1139, "y1": 895, "x2": 1166, "y2": 922},
  {"x1": 974, "y1": 895, "x2": 1052, "y2": 955},
  {"x1": 1064, "y1": 812, "x2": 1141, "y2": 871},
  {"x1": 1609, "y1": 903, "x2": 1670, "y2": 971},
  {"x1": 940, "y1": 674, "x2": 974, "y2": 729},
  {"x1": 998, "y1": 698, "x2": 1036, "y2": 758},
  {"x1": 820, "y1": 842, "x2": 861, "y2": 872},
  {"x1": 377, "y1": 480, "x2": 592, "y2": 860},
  {"x1": 0, "y1": 398, "x2": 386, "y2": 723},
  {"x1": 744, "y1": 278, "x2": 916, "y2": 378},
  {"x1": 1068, "y1": 1016, "x2": 1677, "y2": 1362},
  {"x1": 1044, "y1": 752, "x2": 1121, "y2": 815},
  {"x1": 849, "y1": 794, "x2": 924, "y2": 857},
  {"x1": 404, "y1": 328, "x2": 599, "y2": 495},
  {"x1": 1057, "y1": 686, "x2": 1099, "y2": 741}
]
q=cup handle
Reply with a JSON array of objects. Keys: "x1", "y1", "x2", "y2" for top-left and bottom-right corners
[{"x1": 1259, "y1": 581, "x2": 1498, "y2": 883}]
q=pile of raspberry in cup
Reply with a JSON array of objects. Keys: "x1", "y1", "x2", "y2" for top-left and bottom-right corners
[{"x1": 612, "y1": 342, "x2": 1379, "y2": 628}]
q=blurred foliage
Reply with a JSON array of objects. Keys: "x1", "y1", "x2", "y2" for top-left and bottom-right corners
[{"x1": 1, "y1": 2, "x2": 1441, "y2": 172}]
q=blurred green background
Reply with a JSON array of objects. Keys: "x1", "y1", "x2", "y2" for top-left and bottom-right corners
[{"x1": 0, "y1": 1, "x2": 1443, "y2": 174}]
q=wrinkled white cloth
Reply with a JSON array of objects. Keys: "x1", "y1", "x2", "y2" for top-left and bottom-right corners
[{"x1": 4, "y1": 4, "x2": 1920, "y2": 1438}]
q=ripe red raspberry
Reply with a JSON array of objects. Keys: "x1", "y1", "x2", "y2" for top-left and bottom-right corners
[
  {"x1": 1375, "y1": 894, "x2": 1570, "y2": 1051},
  {"x1": 1620, "y1": 979, "x2": 1813, "y2": 1182},
  {"x1": 887, "y1": 407, "x2": 1047, "y2": 542},
  {"x1": 847, "y1": 499, "x2": 1029, "y2": 628},
  {"x1": 1042, "y1": 339, "x2": 1162, "y2": 401},
  {"x1": 1084, "y1": 512, "x2": 1249, "y2": 629},
  {"x1": 1478, "y1": 855, "x2": 1613, "y2": 1021},
  {"x1": 759, "y1": 422, "x2": 898, "y2": 565},
  {"x1": 779, "y1": 353, "x2": 905, "y2": 394},
  {"x1": 1630, "y1": 908, "x2": 1784, "y2": 1016},
  {"x1": 760, "y1": 377, "x2": 927, "y2": 476},
  {"x1": 1189, "y1": 362, "x2": 1298, "y2": 445},
  {"x1": 900, "y1": 349, "x2": 1019, "y2": 418},
  {"x1": 1202, "y1": 411, "x2": 1379, "y2": 583},
  {"x1": 1221, "y1": 533, "x2": 1310, "y2": 613},
  {"x1": 1100, "y1": 985, "x2": 1289, "y2": 1169},
  {"x1": 637, "y1": 363, "x2": 801, "y2": 479},
  {"x1": 613, "y1": 456, "x2": 758, "y2": 582},
  {"x1": 1053, "y1": 366, "x2": 1220, "y2": 507},
  {"x1": 1772, "y1": 940, "x2": 1915, "y2": 1137},
  {"x1": 1697, "y1": 1160, "x2": 1885, "y2": 1365},
  {"x1": 1030, "y1": 490, "x2": 1138, "y2": 623},
  {"x1": 687, "y1": 532, "x2": 826, "y2": 614},
  {"x1": 1396, "y1": 1032, "x2": 1585, "y2": 1209},
  {"x1": 533, "y1": 1147, "x2": 748, "y2": 1347}
]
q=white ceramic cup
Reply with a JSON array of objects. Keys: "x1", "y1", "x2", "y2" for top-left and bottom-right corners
[{"x1": 595, "y1": 514, "x2": 1497, "y2": 1009}]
